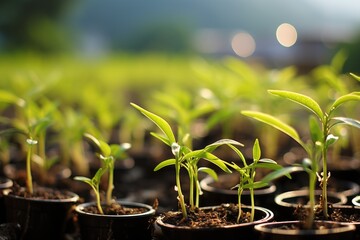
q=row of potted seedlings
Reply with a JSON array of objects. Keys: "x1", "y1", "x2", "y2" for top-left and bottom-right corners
[{"x1": 0, "y1": 74, "x2": 360, "y2": 239}]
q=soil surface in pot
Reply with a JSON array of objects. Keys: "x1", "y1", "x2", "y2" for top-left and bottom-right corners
[
  {"x1": 294, "y1": 204, "x2": 360, "y2": 224},
  {"x1": 8, "y1": 182, "x2": 76, "y2": 199},
  {"x1": 81, "y1": 201, "x2": 151, "y2": 215},
  {"x1": 160, "y1": 203, "x2": 252, "y2": 228}
]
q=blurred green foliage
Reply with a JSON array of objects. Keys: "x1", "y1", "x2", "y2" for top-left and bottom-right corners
[{"x1": 0, "y1": 0, "x2": 74, "y2": 53}]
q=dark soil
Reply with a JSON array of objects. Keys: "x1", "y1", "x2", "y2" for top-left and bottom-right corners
[
  {"x1": 7, "y1": 182, "x2": 76, "y2": 200},
  {"x1": 82, "y1": 201, "x2": 149, "y2": 215},
  {"x1": 160, "y1": 203, "x2": 251, "y2": 228},
  {"x1": 294, "y1": 204, "x2": 360, "y2": 223}
]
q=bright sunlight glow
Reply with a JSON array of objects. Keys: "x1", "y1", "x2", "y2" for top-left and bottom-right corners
[
  {"x1": 231, "y1": 32, "x2": 256, "y2": 58},
  {"x1": 276, "y1": 23, "x2": 298, "y2": 47}
]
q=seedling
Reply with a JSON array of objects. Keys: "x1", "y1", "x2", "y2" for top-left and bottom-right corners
[
  {"x1": 74, "y1": 133, "x2": 131, "y2": 214},
  {"x1": 242, "y1": 89, "x2": 360, "y2": 228},
  {"x1": 225, "y1": 138, "x2": 297, "y2": 223},
  {"x1": 131, "y1": 102, "x2": 241, "y2": 220},
  {"x1": 0, "y1": 91, "x2": 53, "y2": 194}
]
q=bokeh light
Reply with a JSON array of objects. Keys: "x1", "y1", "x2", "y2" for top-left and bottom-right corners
[
  {"x1": 276, "y1": 23, "x2": 298, "y2": 47},
  {"x1": 231, "y1": 32, "x2": 256, "y2": 57}
]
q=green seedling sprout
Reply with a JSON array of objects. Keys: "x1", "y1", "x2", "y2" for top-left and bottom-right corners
[
  {"x1": 242, "y1": 89, "x2": 360, "y2": 228},
  {"x1": 225, "y1": 138, "x2": 298, "y2": 223},
  {"x1": 74, "y1": 133, "x2": 131, "y2": 214},
  {"x1": 0, "y1": 91, "x2": 54, "y2": 194},
  {"x1": 131, "y1": 102, "x2": 240, "y2": 220}
]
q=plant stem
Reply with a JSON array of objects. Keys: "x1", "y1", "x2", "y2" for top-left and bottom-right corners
[
  {"x1": 250, "y1": 187, "x2": 255, "y2": 222},
  {"x1": 322, "y1": 122, "x2": 329, "y2": 219},
  {"x1": 93, "y1": 184, "x2": 104, "y2": 214},
  {"x1": 189, "y1": 169, "x2": 194, "y2": 210},
  {"x1": 175, "y1": 157, "x2": 187, "y2": 219},
  {"x1": 305, "y1": 171, "x2": 316, "y2": 229},
  {"x1": 237, "y1": 184, "x2": 243, "y2": 223},
  {"x1": 106, "y1": 159, "x2": 114, "y2": 206},
  {"x1": 26, "y1": 140, "x2": 34, "y2": 194}
]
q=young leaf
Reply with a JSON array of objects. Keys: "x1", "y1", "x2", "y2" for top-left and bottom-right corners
[
  {"x1": 131, "y1": 103, "x2": 176, "y2": 145},
  {"x1": 0, "y1": 90, "x2": 26, "y2": 107},
  {"x1": 325, "y1": 134, "x2": 338, "y2": 148},
  {"x1": 241, "y1": 111, "x2": 305, "y2": 149},
  {"x1": 202, "y1": 152, "x2": 232, "y2": 173},
  {"x1": 268, "y1": 90, "x2": 324, "y2": 121},
  {"x1": 350, "y1": 73, "x2": 360, "y2": 82},
  {"x1": 73, "y1": 176, "x2": 93, "y2": 186},
  {"x1": 253, "y1": 139, "x2": 261, "y2": 162},
  {"x1": 332, "y1": 117, "x2": 360, "y2": 129},
  {"x1": 330, "y1": 93, "x2": 360, "y2": 112},
  {"x1": 198, "y1": 167, "x2": 218, "y2": 181},
  {"x1": 309, "y1": 115, "x2": 322, "y2": 144},
  {"x1": 154, "y1": 158, "x2": 176, "y2": 171}
]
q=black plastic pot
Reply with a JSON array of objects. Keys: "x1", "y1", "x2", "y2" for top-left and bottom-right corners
[
  {"x1": 0, "y1": 177, "x2": 13, "y2": 224},
  {"x1": 254, "y1": 220, "x2": 356, "y2": 240},
  {"x1": 153, "y1": 205, "x2": 274, "y2": 240},
  {"x1": 3, "y1": 188, "x2": 79, "y2": 240},
  {"x1": 199, "y1": 174, "x2": 277, "y2": 207},
  {"x1": 75, "y1": 200, "x2": 156, "y2": 240},
  {"x1": 330, "y1": 204, "x2": 360, "y2": 240},
  {"x1": 274, "y1": 189, "x2": 347, "y2": 220}
]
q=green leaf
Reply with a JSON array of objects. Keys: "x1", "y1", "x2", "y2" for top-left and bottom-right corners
[
  {"x1": 309, "y1": 115, "x2": 321, "y2": 144},
  {"x1": 0, "y1": 90, "x2": 26, "y2": 107},
  {"x1": 205, "y1": 139, "x2": 244, "y2": 152},
  {"x1": 110, "y1": 143, "x2": 131, "y2": 160},
  {"x1": 203, "y1": 152, "x2": 232, "y2": 173},
  {"x1": 131, "y1": 103, "x2": 176, "y2": 145},
  {"x1": 93, "y1": 167, "x2": 107, "y2": 185},
  {"x1": 253, "y1": 139, "x2": 261, "y2": 162},
  {"x1": 241, "y1": 111, "x2": 305, "y2": 149},
  {"x1": 84, "y1": 133, "x2": 111, "y2": 157},
  {"x1": 325, "y1": 134, "x2": 338, "y2": 148},
  {"x1": 350, "y1": 73, "x2": 360, "y2": 82},
  {"x1": 258, "y1": 166, "x2": 302, "y2": 183},
  {"x1": 332, "y1": 117, "x2": 360, "y2": 130},
  {"x1": 268, "y1": 90, "x2": 324, "y2": 121},
  {"x1": 198, "y1": 167, "x2": 218, "y2": 181},
  {"x1": 330, "y1": 93, "x2": 360, "y2": 111},
  {"x1": 33, "y1": 117, "x2": 52, "y2": 137},
  {"x1": 154, "y1": 158, "x2": 176, "y2": 171},
  {"x1": 74, "y1": 176, "x2": 92, "y2": 185}
]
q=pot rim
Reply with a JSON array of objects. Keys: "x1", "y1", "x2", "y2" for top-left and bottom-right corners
[
  {"x1": 351, "y1": 195, "x2": 360, "y2": 206},
  {"x1": 254, "y1": 220, "x2": 356, "y2": 235},
  {"x1": 156, "y1": 205, "x2": 274, "y2": 230},
  {"x1": 2, "y1": 187, "x2": 79, "y2": 203},
  {"x1": 275, "y1": 189, "x2": 347, "y2": 207},
  {"x1": 200, "y1": 175, "x2": 276, "y2": 195},
  {"x1": 75, "y1": 200, "x2": 156, "y2": 217}
]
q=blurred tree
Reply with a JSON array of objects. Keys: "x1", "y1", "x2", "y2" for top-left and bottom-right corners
[
  {"x1": 336, "y1": 32, "x2": 360, "y2": 75},
  {"x1": 0, "y1": 0, "x2": 75, "y2": 53},
  {"x1": 124, "y1": 21, "x2": 194, "y2": 53}
]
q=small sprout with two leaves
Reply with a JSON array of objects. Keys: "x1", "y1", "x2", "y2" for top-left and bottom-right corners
[
  {"x1": 74, "y1": 133, "x2": 131, "y2": 214},
  {"x1": 242, "y1": 89, "x2": 360, "y2": 228},
  {"x1": 225, "y1": 138, "x2": 299, "y2": 223},
  {"x1": 131, "y1": 102, "x2": 242, "y2": 220}
]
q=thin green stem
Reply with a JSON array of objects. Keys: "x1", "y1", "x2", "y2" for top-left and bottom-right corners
[
  {"x1": 189, "y1": 170, "x2": 194, "y2": 210},
  {"x1": 175, "y1": 158, "x2": 187, "y2": 219},
  {"x1": 92, "y1": 184, "x2": 104, "y2": 214},
  {"x1": 305, "y1": 171, "x2": 316, "y2": 229},
  {"x1": 237, "y1": 185, "x2": 243, "y2": 223},
  {"x1": 26, "y1": 140, "x2": 34, "y2": 194},
  {"x1": 106, "y1": 159, "x2": 114, "y2": 206},
  {"x1": 320, "y1": 116, "x2": 330, "y2": 219},
  {"x1": 250, "y1": 187, "x2": 255, "y2": 222}
]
